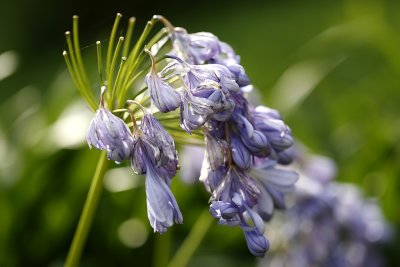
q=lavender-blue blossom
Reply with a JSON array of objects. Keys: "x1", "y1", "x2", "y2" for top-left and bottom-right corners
[
  {"x1": 259, "y1": 149, "x2": 390, "y2": 267},
  {"x1": 86, "y1": 88, "x2": 135, "y2": 163},
  {"x1": 145, "y1": 50, "x2": 181, "y2": 113},
  {"x1": 130, "y1": 112, "x2": 182, "y2": 233}
]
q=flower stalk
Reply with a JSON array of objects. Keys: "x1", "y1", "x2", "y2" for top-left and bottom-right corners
[
  {"x1": 167, "y1": 209, "x2": 214, "y2": 267},
  {"x1": 65, "y1": 151, "x2": 109, "y2": 267}
]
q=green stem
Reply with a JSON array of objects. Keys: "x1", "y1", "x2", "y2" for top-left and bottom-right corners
[
  {"x1": 65, "y1": 151, "x2": 109, "y2": 267},
  {"x1": 166, "y1": 209, "x2": 213, "y2": 267},
  {"x1": 153, "y1": 230, "x2": 171, "y2": 267}
]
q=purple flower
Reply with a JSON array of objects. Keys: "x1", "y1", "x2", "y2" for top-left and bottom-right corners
[
  {"x1": 179, "y1": 96, "x2": 208, "y2": 132},
  {"x1": 185, "y1": 63, "x2": 240, "y2": 93},
  {"x1": 211, "y1": 167, "x2": 261, "y2": 210},
  {"x1": 179, "y1": 82, "x2": 234, "y2": 132},
  {"x1": 210, "y1": 200, "x2": 240, "y2": 226},
  {"x1": 200, "y1": 160, "x2": 227, "y2": 193},
  {"x1": 86, "y1": 95, "x2": 135, "y2": 163},
  {"x1": 231, "y1": 133, "x2": 251, "y2": 170},
  {"x1": 141, "y1": 114, "x2": 178, "y2": 177},
  {"x1": 253, "y1": 105, "x2": 294, "y2": 152},
  {"x1": 214, "y1": 41, "x2": 241, "y2": 65},
  {"x1": 251, "y1": 159, "x2": 298, "y2": 219},
  {"x1": 145, "y1": 50, "x2": 180, "y2": 113},
  {"x1": 130, "y1": 112, "x2": 182, "y2": 233},
  {"x1": 172, "y1": 28, "x2": 221, "y2": 64},
  {"x1": 145, "y1": 163, "x2": 183, "y2": 233},
  {"x1": 204, "y1": 132, "x2": 227, "y2": 170},
  {"x1": 232, "y1": 113, "x2": 270, "y2": 157},
  {"x1": 243, "y1": 229, "x2": 269, "y2": 257},
  {"x1": 210, "y1": 191, "x2": 269, "y2": 257},
  {"x1": 225, "y1": 63, "x2": 250, "y2": 87}
]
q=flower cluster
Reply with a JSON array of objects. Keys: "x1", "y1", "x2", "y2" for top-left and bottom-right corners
[
  {"x1": 151, "y1": 21, "x2": 297, "y2": 256},
  {"x1": 87, "y1": 90, "x2": 182, "y2": 233},
  {"x1": 72, "y1": 15, "x2": 298, "y2": 256},
  {"x1": 259, "y1": 147, "x2": 390, "y2": 267}
]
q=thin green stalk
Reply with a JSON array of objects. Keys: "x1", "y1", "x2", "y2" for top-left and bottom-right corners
[
  {"x1": 118, "y1": 21, "x2": 155, "y2": 105},
  {"x1": 65, "y1": 151, "x2": 109, "y2": 267},
  {"x1": 122, "y1": 17, "x2": 136, "y2": 57},
  {"x1": 65, "y1": 33, "x2": 86, "y2": 94},
  {"x1": 63, "y1": 51, "x2": 83, "y2": 98},
  {"x1": 111, "y1": 57, "x2": 128, "y2": 108},
  {"x1": 166, "y1": 210, "x2": 214, "y2": 267},
  {"x1": 153, "y1": 230, "x2": 171, "y2": 267},
  {"x1": 106, "y1": 13, "x2": 122, "y2": 77},
  {"x1": 96, "y1": 41, "x2": 104, "y2": 86},
  {"x1": 72, "y1": 15, "x2": 92, "y2": 93},
  {"x1": 108, "y1": 36, "x2": 125, "y2": 102},
  {"x1": 62, "y1": 50, "x2": 97, "y2": 110},
  {"x1": 146, "y1": 28, "x2": 168, "y2": 50}
]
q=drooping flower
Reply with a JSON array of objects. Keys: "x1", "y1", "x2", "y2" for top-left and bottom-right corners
[
  {"x1": 232, "y1": 113, "x2": 270, "y2": 157},
  {"x1": 130, "y1": 111, "x2": 182, "y2": 233},
  {"x1": 230, "y1": 132, "x2": 251, "y2": 170},
  {"x1": 141, "y1": 113, "x2": 179, "y2": 177},
  {"x1": 86, "y1": 87, "x2": 135, "y2": 163},
  {"x1": 251, "y1": 158, "x2": 299, "y2": 220},
  {"x1": 179, "y1": 80, "x2": 234, "y2": 132},
  {"x1": 145, "y1": 162, "x2": 183, "y2": 233},
  {"x1": 184, "y1": 63, "x2": 240, "y2": 93},
  {"x1": 144, "y1": 50, "x2": 181, "y2": 113},
  {"x1": 171, "y1": 28, "x2": 221, "y2": 64},
  {"x1": 252, "y1": 105, "x2": 294, "y2": 153}
]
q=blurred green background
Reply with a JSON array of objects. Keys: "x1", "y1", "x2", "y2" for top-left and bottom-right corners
[{"x1": 0, "y1": 0, "x2": 399, "y2": 266}]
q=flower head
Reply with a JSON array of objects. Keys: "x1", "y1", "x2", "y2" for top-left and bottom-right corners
[
  {"x1": 145, "y1": 50, "x2": 181, "y2": 113},
  {"x1": 145, "y1": 163, "x2": 183, "y2": 233},
  {"x1": 86, "y1": 87, "x2": 135, "y2": 163},
  {"x1": 130, "y1": 110, "x2": 182, "y2": 233},
  {"x1": 172, "y1": 28, "x2": 221, "y2": 64}
]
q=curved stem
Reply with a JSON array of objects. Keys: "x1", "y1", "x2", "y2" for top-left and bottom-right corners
[
  {"x1": 166, "y1": 209, "x2": 213, "y2": 267},
  {"x1": 65, "y1": 151, "x2": 109, "y2": 267}
]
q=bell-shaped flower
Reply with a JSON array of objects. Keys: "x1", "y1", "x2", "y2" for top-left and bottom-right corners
[
  {"x1": 210, "y1": 97, "x2": 235, "y2": 121},
  {"x1": 141, "y1": 113, "x2": 178, "y2": 177},
  {"x1": 231, "y1": 133, "x2": 251, "y2": 170},
  {"x1": 275, "y1": 149, "x2": 295, "y2": 165},
  {"x1": 172, "y1": 28, "x2": 221, "y2": 64},
  {"x1": 233, "y1": 113, "x2": 270, "y2": 157},
  {"x1": 199, "y1": 153, "x2": 227, "y2": 193},
  {"x1": 179, "y1": 96, "x2": 208, "y2": 133},
  {"x1": 212, "y1": 167, "x2": 261, "y2": 209},
  {"x1": 213, "y1": 41, "x2": 241, "y2": 65},
  {"x1": 180, "y1": 81, "x2": 234, "y2": 132},
  {"x1": 127, "y1": 107, "x2": 181, "y2": 233},
  {"x1": 188, "y1": 32, "x2": 221, "y2": 64},
  {"x1": 209, "y1": 200, "x2": 240, "y2": 227},
  {"x1": 131, "y1": 136, "x2": 157, "y2": 175},
  {"x1": 204, "y1": 132, "x2": 227, "y2": 170},
  {"x1": 253, "y1": 105, "x2": 294, "y2": 152},
  {"x1": 145, "y1": 50, "x2": 181, "y2": 113},
  {"x1": 254, "y1": 160, "x2": 298, "y2": 193},
  {"x1": 145, "y1": 163, "x2": 183, "y2": 233},
  {"x1": 243, "y1": 228, "x2": 269, "y2": 257},
  {"x1": 225, "y1": 63, "x2": 250, "y2": 87},
  {"x1": 86, "y1": 88, "x2": 135, "y2": 163},
  {"x1": 185, "y1": 63, "x2": 239, "y2": 93},
  {"x1": 250, "y1": 160, "x2": 299, "y2": 219}
]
